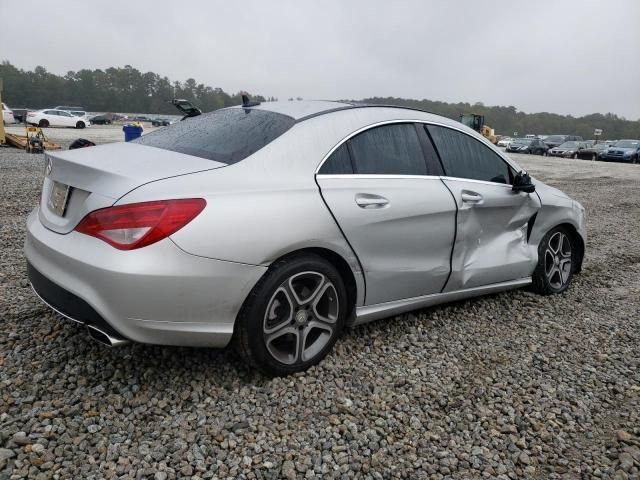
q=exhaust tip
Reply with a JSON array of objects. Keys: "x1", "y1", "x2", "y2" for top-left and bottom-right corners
[{"x1": 87, "y1": 325, "x2": 128, "y2": 347}]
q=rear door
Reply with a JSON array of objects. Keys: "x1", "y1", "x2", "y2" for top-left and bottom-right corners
[
  {"x1": 316, "y1": 122, "x2": 456, "y2": 305},
  {"x1": 425, "y1": 124, "x2": 541, "y2": 291}
]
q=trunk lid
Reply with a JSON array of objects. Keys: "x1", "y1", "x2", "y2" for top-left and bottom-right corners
[{"x1": 39, "y1": 142, "x2": 224, "y2": 234}]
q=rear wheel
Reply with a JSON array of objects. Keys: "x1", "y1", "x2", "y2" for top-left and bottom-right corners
[
  {"x1": 235, "y1": 254, "x2": 348, "y2": 376},
  {"x1": 38, "y1": 119, "x2": 49, "y2": 128},
  {"x1": 572, "y1": 153, "x2": 578, "y2": 159},
  {"x1": 76, "y1": 121, "x2": 86, "y2": 129},
  {"x1": 532, "y1": 227, "x2": 576, "y2": 295}
]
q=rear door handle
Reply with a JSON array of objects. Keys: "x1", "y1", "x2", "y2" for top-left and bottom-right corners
[
  {"x1": 355, "y1": 193, "x2": 389, "y2": 209},
  {"x1": 461, "y1": 191, "x2": 484, "y2": 204}
]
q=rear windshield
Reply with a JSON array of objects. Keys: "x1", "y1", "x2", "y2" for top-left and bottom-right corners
[{"x1": 134, "y1": 108, "x2": 295, "y2": 164}]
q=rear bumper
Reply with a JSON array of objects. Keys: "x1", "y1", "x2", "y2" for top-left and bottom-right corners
[{"x1": 24, "y1": 208, "x2": 267, "y2": 347}]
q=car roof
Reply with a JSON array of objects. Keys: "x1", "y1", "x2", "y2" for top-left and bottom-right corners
[{"x1": 230, "y1": 99, "x2": 468, "y2": 127}]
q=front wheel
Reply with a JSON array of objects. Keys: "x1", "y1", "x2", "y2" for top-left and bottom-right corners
[
  {"x1": 38, "y1": 119, "x2": 49, "y2": 128},
  {"x1": 235, "y1": 254, "x2": 348, "y2": 376},
  {"x1": 532, "y1": 227, "x2": 576, "y2": 295}
]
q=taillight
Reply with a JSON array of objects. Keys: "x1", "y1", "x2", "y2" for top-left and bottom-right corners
[{"x1": 75, "y1": 199, "x2": 206, "y2": 250}]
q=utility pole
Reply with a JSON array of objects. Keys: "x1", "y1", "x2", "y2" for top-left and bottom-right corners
[{"x1": 0, "y1": 78, "x2": 6, "y2": 145}]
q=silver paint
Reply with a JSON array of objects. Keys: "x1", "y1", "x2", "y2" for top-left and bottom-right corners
[{"x1": 24, "y1": 101, "x2": 586, "y2": 348}]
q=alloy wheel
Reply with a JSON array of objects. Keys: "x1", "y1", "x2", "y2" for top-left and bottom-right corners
[
  {"x1": 263, "y1": 271, "x2": 339, "y2": 365},
  {"x1": 544, "y1": 232, "x2": 572, "y2": 290}
]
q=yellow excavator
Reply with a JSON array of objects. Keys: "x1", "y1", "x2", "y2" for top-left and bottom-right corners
[{"x1": 459, "y1": 113, "x2": 497, "y2": 144}]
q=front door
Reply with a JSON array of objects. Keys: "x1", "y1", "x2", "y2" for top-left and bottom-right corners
[{"x1": 425, "y1": 124, "x2": 541, "y2": 291}]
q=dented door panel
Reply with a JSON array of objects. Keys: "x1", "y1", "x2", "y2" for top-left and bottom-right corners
[{"x1": 442, "y1": 179, "x2": 541, "y2": 291}]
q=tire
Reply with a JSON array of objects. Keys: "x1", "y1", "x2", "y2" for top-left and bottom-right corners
[
  {"x1": 532, "y1": 226, "x2": 577, "y2": 295},
  {"x1": 572, "y1": 153, "x2": 578, "y2": 159},
  {"x1": 592, "y1": 154, "x2": 597, "y2": 161},
  {"x1": 76, "y1": 121, "x2": 85, "y2": 129},
  {"x1": 38, "y1": 119, "x2": 49, "y2": 128},
  {"x1": 235, "y1": 253, "x2": 348, "y2": 376}
]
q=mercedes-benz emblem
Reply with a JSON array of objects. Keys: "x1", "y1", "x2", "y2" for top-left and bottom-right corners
[{"x1": 45, "y1": 158, "x2": 53, "y2": 177}]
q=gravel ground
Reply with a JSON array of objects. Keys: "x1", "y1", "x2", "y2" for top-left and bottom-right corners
[{"x1": 1, "y1": 146, "x2": 639, "y2": 479}]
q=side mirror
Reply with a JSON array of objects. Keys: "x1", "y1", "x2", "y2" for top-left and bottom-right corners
[{"x1": 512, "y1": 171, "x2": 535, "y2": 193}]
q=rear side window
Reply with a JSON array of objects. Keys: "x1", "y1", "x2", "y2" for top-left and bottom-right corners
[
  {"x1": 349, "y1": 123, "x2": 427, "y2": 175},
  {"x1": 427, "y1": 125, "x2": 511, "y2": 184},
  {"x1": 134, "y1": 108, "x2": 295, "y2": 164},
  {"x1": 319, "y1": 143, "x2": 353, "y2": 174}
]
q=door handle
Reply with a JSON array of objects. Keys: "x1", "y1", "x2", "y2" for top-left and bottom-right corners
[
  {"x1": 461, "y1": 191, "x2": 484, "y2": 204},
  {"x1": 355, "y1": 193, "x2": 389, "y2": 209}
]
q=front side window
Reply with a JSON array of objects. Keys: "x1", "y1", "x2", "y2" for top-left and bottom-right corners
[
  {"x1": 427, "y1": 125, "x2": 511, "y2": 184},
  {"x1": 134, "y1": 108, "x2": 295, "y2": 164},
  {"x1": 349, "y1": 123, "x2": 427, "y2": 175}
]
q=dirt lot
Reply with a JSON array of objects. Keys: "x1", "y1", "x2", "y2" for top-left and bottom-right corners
[{"x1": 0, "y1": 140, "x2": 639, "y2": 479}]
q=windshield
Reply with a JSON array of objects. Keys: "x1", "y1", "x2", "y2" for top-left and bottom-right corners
[
  {"x1": 133, "y1": 108, "x2": 296, "y2": 164},
  {"x1": 545, "y1": 135, "x2": 566, "y2": 143},
  {"x1": 512, "y1": 138, "x2": 531, "y2": 145},
  {"x1": 559, "y1": 141, "x2": 579, "y2": 148},
  {"x1": 614, "y1": 140, "x2": 640, "y2": 148}
]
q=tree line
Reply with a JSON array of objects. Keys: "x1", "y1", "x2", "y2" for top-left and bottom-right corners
[
  {"x1": 1, "y1": 61, "x2": 638, "y2": 139},
  {"x1": 356, "y1": 97, "x2": 640, "y2": 140},
  {"x1": 0, "y1": 61, "x2": 268, "y2": 114}
]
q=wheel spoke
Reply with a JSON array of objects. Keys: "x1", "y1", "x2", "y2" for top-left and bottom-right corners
[
  {"x1": 288, "y1": 272, "x2": 326, "y2": 306},
  {"x1": 549, "y1": 232, "x2": 561, "y2": 254},
  {"x1": 263, "y1": 287, "x2": 294, "y2": 334},
  {"x1": 300, "y1": 321, "x2": 333, "y2": 362},
  {"x1": 559, "y1": 258, "x2": 572, "y2": 284},
  {"x1": 265, "y1": 326, "x2": 300, "y2": 365},
  {"x1": 312, "y1": 283, "x2": 339, "y2": 324},
  {"x1": 545, "y1": 250, "x2": 555, "y2": 276}
]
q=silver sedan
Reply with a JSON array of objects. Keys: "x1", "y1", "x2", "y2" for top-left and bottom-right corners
[{"x1": 25, "y1": 100, "x2": 586, "y2": 375}]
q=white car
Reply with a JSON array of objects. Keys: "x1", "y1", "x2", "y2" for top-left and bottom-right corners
[
  {"x1": 27, "y1": 109, "x2": 89, "y2": 129},
  {"x1": 497, "y1": 137, "x2": 512, "y2": 147},
  {"x1": 2, "y1": 102, "x2": 16, "y2": 124}
]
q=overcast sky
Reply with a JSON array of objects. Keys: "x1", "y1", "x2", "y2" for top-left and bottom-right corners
[{"x1": 2, "y1": 0, "x2": 639, "y2": 119}]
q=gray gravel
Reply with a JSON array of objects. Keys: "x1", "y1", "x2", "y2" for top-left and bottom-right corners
[{"x1": 1, "y1": 147, "x2": 639, "y2": 479}]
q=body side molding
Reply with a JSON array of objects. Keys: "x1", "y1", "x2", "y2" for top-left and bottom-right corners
[{"x1": 353, "y1": 277, "x2": 531, "y2": 325}]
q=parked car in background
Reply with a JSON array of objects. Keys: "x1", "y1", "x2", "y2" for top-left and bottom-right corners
[
  {"x1": 497, "y1": 136, "x2": 513, "y2": 147},
  {"x1": 90, "y1": 114, "x2": 112, "y2": 125},
  {"x1": 90, "y1": 113, "x2": 124, "y2": 125},
  {"x1": 151, "y1": 118, "x2": 171, "y2": 127},
  {"x1": 598, "y1": 139, "x2": 640, "y2": 163},
  {"x1": 506, "y1": 138, "x2": 548, "y2": 155},
  {"x1": 577, "y1": 143, "x2": 610, "y2": 160},
  {"x1": 10, "y1": 108, "x2": 28, "y2": 123},
  {"x1": 54, "y1": 106, "x2": 86, "y2": 117},
  {"x1": 548, "y1": 141, "x2": 589, "y2": 159},
  {"x1": 2, "y1": 102, "x2": 16, "y2": 124},
  {"x1": 27, "y1": 109, "x2": 89, "y2": 129},
  {"x1": 544, "y1": 135, "x2": 583, "y2": 149},
  {"x1": 24, "y1": 100, "x2": 586, "y2": 375}
]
